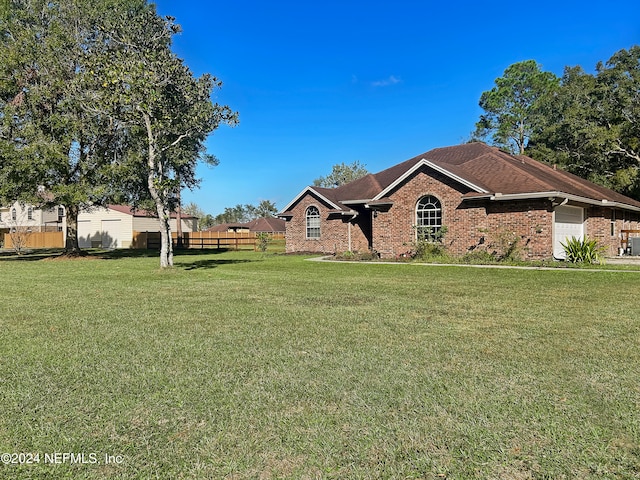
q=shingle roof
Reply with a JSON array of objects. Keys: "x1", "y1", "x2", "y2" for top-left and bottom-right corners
[
  {"x1": 206, "y1": 217, "x2": 285, "y2": 233},
  {"x1": 281, "y1": 143, "x2": 640, "y2": 212},
  {"x1": 206, "y1": 223, "x2": 248, "y2": 232},
  {"x1": 244, "y1": 217, "x2": 286, "y2": 232},
  {"x1": 423, "y1": 144, "x2": 640, "y2": 207}
]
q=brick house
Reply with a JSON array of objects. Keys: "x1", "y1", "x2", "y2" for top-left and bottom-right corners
[{"x1": 279, "y1": 143, "x2": 640, "y2": 260}]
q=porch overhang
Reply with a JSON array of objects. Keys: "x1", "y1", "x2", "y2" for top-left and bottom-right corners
[
  {"x1": 365, "y1": 198, "x2": 394, "y2": 210},
  {"x1": 328, "y1": 209, "x2": 359, "y2": 219}
]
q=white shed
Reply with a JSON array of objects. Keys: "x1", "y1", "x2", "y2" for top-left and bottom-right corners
[{"x1": 77, "y1": 205, "x2": 197, "y2": 249}]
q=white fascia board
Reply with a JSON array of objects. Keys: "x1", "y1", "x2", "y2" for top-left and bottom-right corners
[
  {"x1": 604, "y1": 201, "x2": 640, "y2": 212},
  {"x1": 373, "y1": 159, "x2": 489, "y2": 201},
  {"x1": 279, "y1": 186, "x2": 342, "y2": 214},
  {"x1": 487, "y1": 191, "x2": 562, "y2": 201},
  {"x1": 341, "y1": 199, "x2": 371, "y2": 205},
  {"x1": 481, "y1": 191, "x2": 640, "y2": 212}
]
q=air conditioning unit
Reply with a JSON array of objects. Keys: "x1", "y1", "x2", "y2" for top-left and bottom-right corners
[{"x1": 630, "y1": 237, "x2": 640, "y2": 256}]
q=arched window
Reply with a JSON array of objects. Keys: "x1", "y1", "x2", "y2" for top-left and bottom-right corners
[
  {"x1": 306, "y1": 206, "x2": 321, "y2": 239},
  {"x1": 27, "y1": 207, "x2": 33, "y2": 220},
  {"x1": 416, "y1": 195, "x2": 442, "y2": 241},
  {"x1": 11, "y1": 208, "x2": 17, "y2": 221}
]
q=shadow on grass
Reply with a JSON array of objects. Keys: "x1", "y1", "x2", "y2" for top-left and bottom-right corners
[
  {"x1": 97, "y1": 247, "x2": 242, "y2": 259},
  {"x1": 0, "y1": 247, "x2": 248, "y2": 263},
  {"x1": 98, "y1": 247, "x2": 257, "y2": 270},
  {"x1": 0, "y1": 248, "x2": 65, "y2": 261},
  {"x1": 175, "y1": 258, "x2": 255, "y2": 270},
  {"x1": 0, "y1": 248, "x2": 156, "y2": 262}
]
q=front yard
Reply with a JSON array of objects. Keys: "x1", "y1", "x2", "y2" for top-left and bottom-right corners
[{"x1": 0, "y1": 250, "x2": 638, "y2": 478}]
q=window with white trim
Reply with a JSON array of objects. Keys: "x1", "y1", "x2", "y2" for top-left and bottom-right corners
[
  {"x1": 416, "y1": 195, "x2": 442, "y2": 241},
  {"x1": 11, "y1": 208, "x2": 17, "y2": 221},
  {"x1": 27, "y1": 207, "x2": 33, "y2": 220},
  {"x1": 306, "y1": 206, "x2": 321, "y2": 239}
]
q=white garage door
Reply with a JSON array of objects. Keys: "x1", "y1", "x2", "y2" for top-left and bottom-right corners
[
  {"x1": 101, "y1": 219, "x2": 123, "y2": 249},
  {"x1": 77, "y1": 220, "x2": 92, "y2": 248},
  {"x1": 554, "y1": 205, "x2": 584, "y2": 259}
]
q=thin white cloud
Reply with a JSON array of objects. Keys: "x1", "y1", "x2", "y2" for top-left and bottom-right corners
[{"x1": 371, "y1": 75, "x2": 402, "y2": 87}]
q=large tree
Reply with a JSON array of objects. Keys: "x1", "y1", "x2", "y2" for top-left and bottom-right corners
[
  {"x1": 212, "y1": 200, "x2": 278, "y2": 225},
  {"x1": 313, "y1": 160, "x2": 369, "y2": 187},
  {"x1": 0, "y1": 0, "x2": 123, "y2": 253},
  {"x1": 255, "y1": 199, "x2": 278, "y2": 218},
  {"x1": 473, "y1": 60, "x2": 559, "y2": 154},
  {"x1": 528, "y1": 46, "x2": 640, "y2": 197},
  {"x1": 598, "y1": 46, "x2": 640, "y2": 167},
  {"x1": 92, "y1": 5, "x2": 237, "y2": 267},
  {"x1": 182, "y1": 202, "x2": 215, "y2": 231},
  {"x1": 1, "y1": 1, "x2": 237, "y2": 265}
]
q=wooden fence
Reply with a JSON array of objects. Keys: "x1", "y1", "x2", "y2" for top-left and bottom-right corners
[
  {"x1": 3, "y1": 231, "x2": 64, "y2": 249},
  {"x1": 1, "y1": 230, "x2": 284, "y2": 251},
  {"x1": 132, "y1": 231, "x2": 285, "y2": 250}
]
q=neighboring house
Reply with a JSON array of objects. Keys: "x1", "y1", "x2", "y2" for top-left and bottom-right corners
[
  {"x1": 0, "y1": 202, "x2": 66, "y2": 234},
  {"x1": 207, "y1": 223, "x2": 250, "y2": 233},
  {"x1": 77, "y1": 205, "x2": 197, "y2": 248},
  {"x1": 206, "y1": 217, "x2": 286, "y2": 234},
  {"x1": 244, "y1": 217, "x2": 286, "y2": 233},
  {"x1": 279, "y1": 143, "x2": 640, "y2": 260}
]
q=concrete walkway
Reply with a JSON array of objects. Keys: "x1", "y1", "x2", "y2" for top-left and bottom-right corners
[{"x1": 604, "y1": 256, "x2": 640, "y2": 266}]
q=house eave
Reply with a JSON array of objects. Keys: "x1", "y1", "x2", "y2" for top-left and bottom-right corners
[
  {"x1": 279, "y1": 186, "x2": 343, "y2": 214},
  {"x1": 329, "y1": 209, "x2": 359, "y2": 218},
  {"x1": 465, "y1": 191, "x2": 640, "y2": 212},
  {"x1": 365, "y1": 199, "x2": 394, "y2": 209}
]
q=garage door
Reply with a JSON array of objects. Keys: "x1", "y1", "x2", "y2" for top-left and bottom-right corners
[
  {"x1": 101, "y1": 219, "x2": 123, "y2": 249},
  {"x1": 77, "y1": 220, "x2": 92, "y2": 248},
  {"x1": 554, "y1": 205, "x2": 584, "y2": 259}
]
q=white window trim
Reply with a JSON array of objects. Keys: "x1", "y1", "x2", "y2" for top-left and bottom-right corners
[
  {"x1": 306, "y1": 206, "x2": 321, "y2": 239},
  {"x1": 416, "y1": 195, "x2": 442, "y2": 241}
]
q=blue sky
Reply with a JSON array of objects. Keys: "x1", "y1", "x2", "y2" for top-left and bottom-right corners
[{"x1": 152, "y1": 0, "x2": 640, "y2": 216}]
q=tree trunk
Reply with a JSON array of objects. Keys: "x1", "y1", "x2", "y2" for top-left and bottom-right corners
[
  {"x1": 147, "y1": 178, "x2": 173, "y2": 268},
  {"x1": 176, "y1": 181, "x2": 183, "y2": 248},
  {"x1": 64, "y1": 204, "x2": 81, "y2": 254},
  {"x1": 157, "y1": 201, "x2": 173, "y2": 268},
  {"x1": 143, "y1": 111, "x2": 173, "y2": 268}
]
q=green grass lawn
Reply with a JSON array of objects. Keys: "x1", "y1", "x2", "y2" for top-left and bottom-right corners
[{"x1": 0, "y1": 250, "x2": 639, "y2": 479}]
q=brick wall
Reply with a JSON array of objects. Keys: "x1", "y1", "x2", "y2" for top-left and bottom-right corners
[
  {"x1": 370, "y1": 171, "x2": 554, "y2": 259},
  {"x1": 371, "y1": 171, "x2": 467, "y2": 256},
  {"x1": 285, "y1": 170, "x2": 640, "y2": 259},
  {"x1": 284, "y1": 193, "x2": 369, "y2": 254},
  {"x1": 483, "y1": 201, "x2": 553, "y2": 259},
  {"x1": 587, "y1": 207, "x2": 640, "y2": 256}
]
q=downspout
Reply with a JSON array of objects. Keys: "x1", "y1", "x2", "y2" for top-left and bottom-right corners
[
  {"x1": 348, "y1": 221, "x2": 352, "y2": 252},
  {"x1": 370, "y1": 209, "x2": 375, "y2": 252}
]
